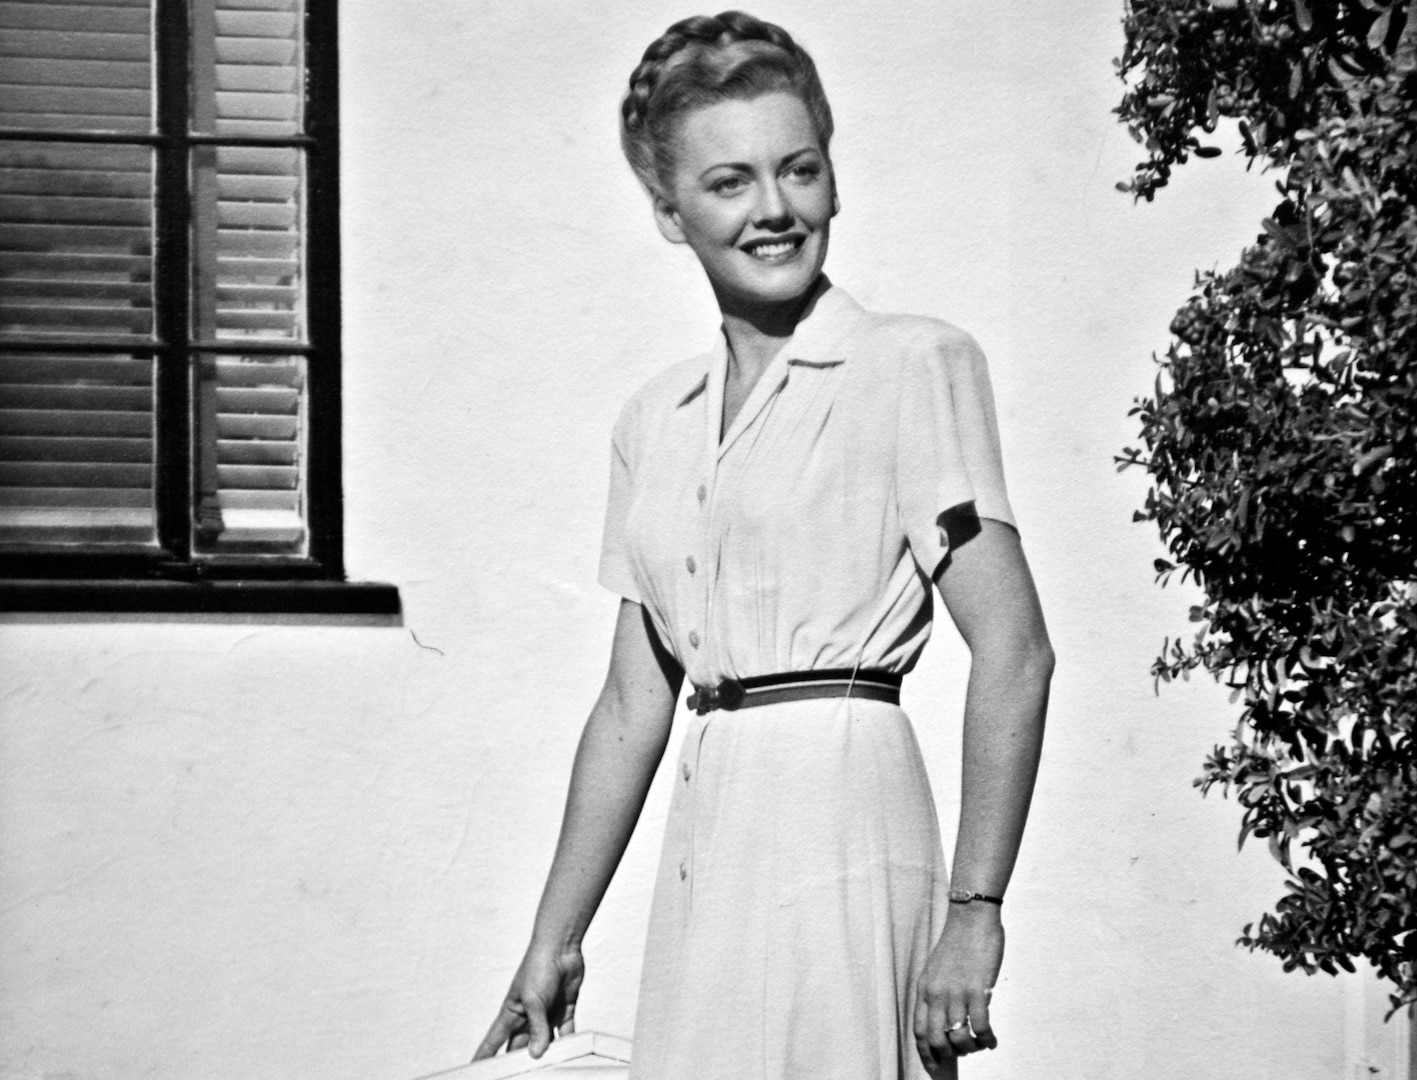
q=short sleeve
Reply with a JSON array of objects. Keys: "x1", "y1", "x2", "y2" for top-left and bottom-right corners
[
  {"x1": 896, "y1": 326, "x2": 1017, "y2": 577},
  {"x1": 597, "y1": 405, "x2": 642, "y2": 604}
]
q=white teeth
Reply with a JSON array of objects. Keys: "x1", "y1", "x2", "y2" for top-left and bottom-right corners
[{"x1": 747, "y1": 240, "x2": 796, "y2": 258}]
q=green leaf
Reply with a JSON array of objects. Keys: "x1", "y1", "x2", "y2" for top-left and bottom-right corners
[
  {"x1": 1118, "y1": 0, "x2": 1417, "y2": 1008},
  {"x1": 1368, "y1": 8, "x2": 1393, "y2": 50},
  {"x1": 1352, "y1": 446, "x2": 1392, "y2": 474}
]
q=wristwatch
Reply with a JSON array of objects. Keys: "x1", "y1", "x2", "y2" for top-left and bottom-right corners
[{"x1": 948, "y1": 888, "x2": 1004, "y2": 907}]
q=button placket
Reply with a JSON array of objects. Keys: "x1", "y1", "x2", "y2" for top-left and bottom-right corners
[
  {"x1": 695, "y1": 453, "x2": 717, "y2": 672},
  {"x1": 685, "y1": 473, "x2": 707, "y2": 657},
  {"x1": 679, "y1": 715, "x2": 713, "y2": 904}
]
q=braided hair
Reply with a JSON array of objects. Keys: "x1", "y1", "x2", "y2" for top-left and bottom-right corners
[{"x1": 620, "y1": 11, "x2": 834, "y2": 195}]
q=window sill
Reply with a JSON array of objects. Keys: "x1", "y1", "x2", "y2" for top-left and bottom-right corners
[{"x1": 0, "y1": 578, "x2": 401, "y2": 617}]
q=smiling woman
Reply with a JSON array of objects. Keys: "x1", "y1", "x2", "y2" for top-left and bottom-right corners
[
  {"x1": 472, "y1": 11, "x2": 1054, "y2": 1080},
  {"x1": 649, "y1": 93, "x2": 835, "y2": 326}
]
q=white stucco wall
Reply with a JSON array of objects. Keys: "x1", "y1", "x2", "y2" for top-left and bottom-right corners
[{"x1": 1, "y1": 2, "x2": 1408, "y2": 1079}]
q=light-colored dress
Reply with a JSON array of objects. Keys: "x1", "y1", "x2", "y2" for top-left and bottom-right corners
[{"x1": 598, "y1": 278, "x2": 1016, "y2": 1080}]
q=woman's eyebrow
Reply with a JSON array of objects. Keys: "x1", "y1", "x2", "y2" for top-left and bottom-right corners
[
  {"x1": 779, "y1": 147, "x2": 821, "y2": 164},
  {"x1": 698, "y1": 160, "x2": 751, "y2": 180},
  {"x1": 696, "y1": 147, "x2": 821, "y2": 181}
]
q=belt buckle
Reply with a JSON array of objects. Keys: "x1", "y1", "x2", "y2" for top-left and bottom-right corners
[{"x1": 691, "y1": 678, "x2": 745, "y2": 714}]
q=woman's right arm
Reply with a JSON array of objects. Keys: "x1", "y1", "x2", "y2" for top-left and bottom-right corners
[{"x1": 472, "y1": 598, "x2": 683, "y2": 1061}]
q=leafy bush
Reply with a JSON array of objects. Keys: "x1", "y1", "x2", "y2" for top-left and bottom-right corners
[{"x1": 1116, "y1": 0, "x2": 1417, "y2": 1009}]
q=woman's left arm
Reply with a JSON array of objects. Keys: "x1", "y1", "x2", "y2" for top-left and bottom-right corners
[{"x1": 914, "y1": 513, "x2": 1054, "y2": 1075}]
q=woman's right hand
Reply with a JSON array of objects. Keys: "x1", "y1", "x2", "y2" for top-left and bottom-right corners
[
  {"x1": 472, "y1": 942, "x2": 585, "y2": 1061},
  {"x1": 472, "y1": 602, "x2": 678, "y2": 1063}
]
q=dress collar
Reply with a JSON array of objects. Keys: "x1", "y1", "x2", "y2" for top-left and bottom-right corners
[{"x1": 675, "y1": 276, "x2": 864, "y2": 408}]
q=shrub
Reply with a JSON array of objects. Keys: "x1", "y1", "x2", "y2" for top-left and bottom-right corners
[{"x1": 1116, "y1": 0, "x2": 1417, "y2": 1010}]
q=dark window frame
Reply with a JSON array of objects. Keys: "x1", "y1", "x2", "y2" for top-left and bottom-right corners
[{"x1": 0, "y1": 0, "x2": 397, "y2": 614}]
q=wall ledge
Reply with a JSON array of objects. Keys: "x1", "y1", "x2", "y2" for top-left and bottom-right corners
[{"x1": 0, "y1": 578, "x2": 401, "y2": 618}]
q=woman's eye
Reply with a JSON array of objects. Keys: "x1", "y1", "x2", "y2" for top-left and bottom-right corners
[
  {"x1": 787, "y1": 163, "x2": 822, "y2": 182},
  {"x1": 712, "y1": 176, "x2": 746, "y2": 194}
]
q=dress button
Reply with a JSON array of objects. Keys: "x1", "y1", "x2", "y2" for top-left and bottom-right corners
[
  {"x1": 679, "y1": 861, "x2": 688, "y2": 880},
  {"x1": 686, "y1": 555, "x2": 697, "y2": 575},
  {"x1": 688, "y1": 630, "x2": 700, "y2": 648},
  {"x1": 697, "y1": 484, "x2": 707, "y2": 504},
  {"x1": 683, "y1": 762, "x2": 692, "y2": 782}
]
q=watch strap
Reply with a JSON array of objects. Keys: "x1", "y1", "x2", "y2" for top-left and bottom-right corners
[{"x1": 948, "y1": 889, "x2": 1004, "y2": 907}]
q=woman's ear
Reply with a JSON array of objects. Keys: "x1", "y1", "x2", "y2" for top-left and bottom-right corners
[{"x1": 652, "y1": 191, "x2": 687, "y2": 244}]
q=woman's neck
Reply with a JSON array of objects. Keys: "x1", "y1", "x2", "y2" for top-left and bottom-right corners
[{"x1": 715, "y1": 280, "x2": 821, "y2": 389}]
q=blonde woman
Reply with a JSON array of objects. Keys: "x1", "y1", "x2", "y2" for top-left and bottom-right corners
[{"x1": 476, "y1": 12, "x2": 1053, "y2": 1079}]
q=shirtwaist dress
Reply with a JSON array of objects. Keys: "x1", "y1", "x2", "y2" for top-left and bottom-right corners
[{"x1": 598, "y1": 277, "x2": 1016, "y2": 1080}]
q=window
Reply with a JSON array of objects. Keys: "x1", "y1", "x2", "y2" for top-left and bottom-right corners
[{"x1": 0, "y1": 0, "x2": 395, "y2": 612}]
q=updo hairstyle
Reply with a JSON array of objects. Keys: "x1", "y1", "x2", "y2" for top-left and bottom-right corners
[{"x1": 620, "y1": 11, "x2": 834, "y2": 196}]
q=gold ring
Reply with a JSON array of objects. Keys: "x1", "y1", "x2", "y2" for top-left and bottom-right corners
[{"x1": 946, "y1": 1020, "x2": 967, "y2": 1033}]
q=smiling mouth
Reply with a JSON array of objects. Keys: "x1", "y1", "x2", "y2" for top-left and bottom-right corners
[{"x1": 741, "y1": 236, "x2": 804, "y2": 262}]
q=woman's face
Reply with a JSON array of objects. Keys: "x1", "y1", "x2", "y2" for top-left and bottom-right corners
[{"x1": 653, "y1": 91, "x2": 836, "y2": 312}]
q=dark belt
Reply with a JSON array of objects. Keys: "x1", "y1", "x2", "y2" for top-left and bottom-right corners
[{"x1": 686, "y1": 668, "x2": 903, "y2": 715}]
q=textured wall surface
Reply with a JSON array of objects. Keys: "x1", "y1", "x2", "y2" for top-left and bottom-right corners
[{"x1": 0, "y1": 2, "x2": 1406, "y2": 1079}]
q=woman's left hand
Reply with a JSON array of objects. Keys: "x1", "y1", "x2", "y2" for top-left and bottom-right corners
[{"x1": 913, "y1": 904, "x2": 1004, "y2": 1075}]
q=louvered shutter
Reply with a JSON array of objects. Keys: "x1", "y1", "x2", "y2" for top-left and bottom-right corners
[
  {"x1": 0, "y1": 0, "x2": 152, "y2": 135},
  {"x1": 0, "y1": 0, "x2": 312, "y2": 557},
  {"x1": 190, "y1": 0, "x2": 307, "y2": 553},
  {"x1": 0, "y1": 0, "x2": 156, "y2": 547},
  {"x1": 0, "y1": 350, "x2": 154, "y2": 544}
]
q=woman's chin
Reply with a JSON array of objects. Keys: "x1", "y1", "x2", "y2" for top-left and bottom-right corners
[{"x1": 715, "y1": 260, "x2": 827, "y2": 312}]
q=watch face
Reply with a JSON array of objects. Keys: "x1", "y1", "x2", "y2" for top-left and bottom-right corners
[{"x1": 948, "y1": 888, "x2": 974, "y2": 903}]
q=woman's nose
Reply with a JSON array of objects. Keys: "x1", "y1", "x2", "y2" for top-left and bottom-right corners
[{"x1": 752, "y1": 180, "x2": 792, "y2": 229}]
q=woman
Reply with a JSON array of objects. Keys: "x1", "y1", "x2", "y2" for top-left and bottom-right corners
[{"x1": 473, "y1": 12, "x2": 1052, "y2": 1079}]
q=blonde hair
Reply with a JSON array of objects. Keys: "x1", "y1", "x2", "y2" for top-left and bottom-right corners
[{"x1": 619, "y1": 11, "x2": 834, "y2": 194}]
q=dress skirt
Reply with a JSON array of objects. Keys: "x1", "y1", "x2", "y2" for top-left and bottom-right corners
[{"x1": 628, "y1": 695, "x2": 954, "y2": 1080}]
